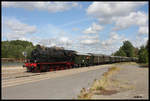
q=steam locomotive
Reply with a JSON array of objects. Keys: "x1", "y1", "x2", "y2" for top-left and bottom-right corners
[{"x1": 23, "y1": 45, "x2": 138, "y2": 72}]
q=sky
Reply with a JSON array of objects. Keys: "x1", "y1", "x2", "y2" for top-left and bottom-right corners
[{"x1": 2, "y1": 1, "x2": 149, "y2": 55}]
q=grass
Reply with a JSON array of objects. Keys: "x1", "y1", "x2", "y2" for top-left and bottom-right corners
[
  {"x1": 77, "y1": 88, "x2": 92, "y2": 99},
  {"x1": 77, "y1": 66, "x2": 135, "y2": 99},
  {"x1": 77, "y1": 66, "x2": 120, "y2": 99},
  {"x1": 138, "y1": 63, "x2": 149, "y2": 67}
]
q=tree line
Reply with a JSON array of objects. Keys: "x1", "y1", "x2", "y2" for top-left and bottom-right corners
[
  {"x1": 1, "y1": 40, "x2": 149, "y2": 64},
  {"x1": 1, "y1": 40, "x2": 36, "y2": 59},
  {"x1": 112, "y1": 40, "x2": 149, "y2": 64}
]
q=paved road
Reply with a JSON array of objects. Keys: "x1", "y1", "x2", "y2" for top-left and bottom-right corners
[{"x1": 2, "y1": 66, "x2": 110, "y2": 99}]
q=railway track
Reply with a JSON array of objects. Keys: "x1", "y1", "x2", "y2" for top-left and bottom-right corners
[
  {"x1": 2, "y1": 73, "x2": 49, "y2": 88},
  {"x1": 2, "y1": 72, "x2": 42, "y2": 80},
  {"x1": 2, "y1": 67, "x2": 67, "y2": 88},
  {"x1": 2, "y1": 64, "x2": 114, "y2": 88},
  {"x1": 2, "y1": 70, "x2": 52, "y2": 88},
  {"x1": 2, "y1": 67, "x2": 44, "y2": 80}
]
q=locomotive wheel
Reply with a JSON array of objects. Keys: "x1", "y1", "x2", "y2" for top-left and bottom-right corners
[
  {"x1": 32, "y1": 66, "x2": 40, "y2": 73},
  {"x1": 41, "y1": 65, "x2": 48, "y2": 72},
  {"x1": 27, "y1": 67, "x2": 32, "y2": 72}
]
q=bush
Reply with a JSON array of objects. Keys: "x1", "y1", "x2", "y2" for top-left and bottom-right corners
[{"x1": 138, "y1": 46, "x2": 149, "y2": 63}]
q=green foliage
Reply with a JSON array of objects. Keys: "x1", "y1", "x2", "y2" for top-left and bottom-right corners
[
  {"x1": 121, "y1": 41, "x2": 135, "y2": 57},
  {"x1": 146, "y1": 40, "x2": 149, "y2": 52},
  {"x1": 1, "y1": 40, "x2": 35, "y2": 59},
  {"x1": 24, "y1": 46, "x2": 36, "y2": 59},
  {"x1": 133, "y1": 47, "x2": 139, "y2": 58},
  {"x1": 113, "y1": 41, "x2": 135, "y2": 57},
  {"x1": 138, "y1": 45, "x2": 149, "y2": 63},
  {"x1": 113, "y1": 40, "x2": 140, "y2": 58},
  {"x1": 112, "y1": 40, "x2": 149, "y2": 64},
  {"x1": 114, "y1": 48, "x2": 126, "y2": 56},
  {"x1": 9, "y1": 40, "x2": 33, "y2": 48}
]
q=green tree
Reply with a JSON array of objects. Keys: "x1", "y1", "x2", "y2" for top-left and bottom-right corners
[
  {"x1": 133, "y1": 47, "x2": 139, "y2": 57},
  {"x1": 1, "y1": 40, "x2": 35, "y2": 59},
  {"x1": 24, "y1": 46, "x2": 36, "y2": 59},
  {"x1": 114, "y1": 49, "x2": 126, "y2": 56},
  {"x1": 138, "y1": 46, "x2": 148, "y2": 63},
  {"x1": 121, "y1": 41, "x2": 135, "y2": 57},
  {"x1": 146, "y1": 40, "x2": 149, "y2": 51}
]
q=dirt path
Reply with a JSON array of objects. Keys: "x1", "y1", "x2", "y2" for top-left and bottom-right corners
[{"x1": 90, "y1": 63, "x2": 149, "y2": 99}]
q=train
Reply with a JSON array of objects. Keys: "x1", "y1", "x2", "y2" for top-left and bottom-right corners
[{"x1": 23, "y1": 45, "x2": 138, "y2": 72}]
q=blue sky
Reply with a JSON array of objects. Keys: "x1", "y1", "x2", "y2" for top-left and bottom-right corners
[{"x1": 2, "y1": 2, "x2": 149, "y2": 55}]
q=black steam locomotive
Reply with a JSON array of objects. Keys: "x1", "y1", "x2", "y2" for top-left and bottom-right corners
[{"x1": 23, "y1": 45, "x2": 138, "y2": 72}]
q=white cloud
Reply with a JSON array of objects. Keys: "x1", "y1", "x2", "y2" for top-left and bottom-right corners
[
  {"x1": 77, "y1": 32, "x2": 129, "y2": 55},
  {"x1": 113, "y1": 11, "x2": 148, "y2": 31},
  {"x1": 3, "y1": 17, "x2": 37, "y2": 40},
  {"x1": 78, "y1": 32, "x2": 126, "y2": 55},
  {"x1": 80, "y1": 35, "x2": 99, "y2": 45},
  {"x1": 38, "y1": 38, "x2": 56, "y2": 46},
  {"x1": 2, "y1": 2, "x2": 80, "y2": 12},
  {"x1": 36, "y1": 36, "x2": 73, "y2": 49},
  {"x1": 131, "y1": 35, "x2": 148, "y2": 48},
  {"x1": 59, "y1": 37, "x2": 72, "y2": 46},
  {"x1": 138, "y1": 26, "x2": 149, "y2": 34},
  {"x1": 82, "y1": 22, "x2": 103, "y2": 34},
  {"x1": 80, "y1": 39, "x2": 99, "y2": 45},
  {"x1": 87, "y1": 2, "x2": 146, "y2": 17},
  {"x1": 5, "y1": 19, "x2": 36, "y2": 34},
  {"x1": 87, "y1": 2, "x2": 147, "y2": 24},
  {"x1": 100, "y1": 32, "x2": 127, "y2": 47},
  {"x1": 99, "y1": 32, "x2": 128, "y2": 55},
  {"x1": 98, "y1": 18, "x2": 114, "y2": 24}
]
